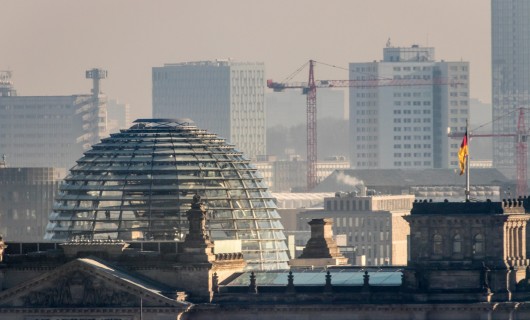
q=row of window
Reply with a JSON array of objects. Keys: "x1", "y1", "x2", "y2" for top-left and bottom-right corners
[
  {"x1": 449, "y1": 92, "x2": 469, "y2": 97},
  {"x1": 394, "y1": 101, "x2": 432, "y2": 106},
  {"x1": 393, "y1": 66, "x2": 433, "y2": 71},
  {"x1": 394, "y1": 126, "x2": 431, "y2": 132},
  {"x1": 355, "y1": 110, "x2": 377, "y2": 115},
  {"x1": 394, "y1": 109, "x2": 431, "y2": 115},
  {"x1": 394, "y1": 143, "x2": 432, "y2": 149},
  {"x1": 356, "y1": 135, "x2": 378, "y2": 141},
  {"x1": 393, "y1": 92, "x2": 429, "y2": 98},
  {"x1": 393, "y1": 75, "x2": 432, "y2": 80},
  {"x1": 355, "y1": 144, "x2": 378, "y2": 150},
  {"x1": 432, "y1": 234, "x2": 483, "y2": 256},
  {"x1": 450, "y1": 100, "x2": 469, "y2": 106},
  {"x1": 394, "y1": 161, "x2": 431, "y2": 166},
  {"x1": 394, "y1": 135, "x2": 431, "y2": 141},
  {"x1": 356, "y1": 161, "x2": 378, "y2": 167},
  {"x1": 394, "y1": 152, "x2": 431, "y2": 158},
  {"x1": 393, "y1": 118, "x2": 431, "y2": 123}
]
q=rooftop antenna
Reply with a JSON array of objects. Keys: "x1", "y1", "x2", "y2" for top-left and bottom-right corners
[
  {"x1": 85, "y1": 68, "x2": 108, "y2": 138},
  {"x1": 85, "y1": 68, "x2": 107, "y2": 98}
]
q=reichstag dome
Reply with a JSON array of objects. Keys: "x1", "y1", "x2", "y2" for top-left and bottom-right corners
[{"x1": 45, "y1": 119, "x2": 289, "y2": 270}]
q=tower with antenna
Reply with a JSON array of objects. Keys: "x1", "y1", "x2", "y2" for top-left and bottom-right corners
[
  {"x1": 85, "y1": 68, "x2": 108, "y2": 141},
  {"x1": 85, "y1": 68, "x2": 107, "y2": 98}
]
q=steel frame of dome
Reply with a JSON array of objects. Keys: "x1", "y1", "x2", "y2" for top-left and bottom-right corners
[{"x1": 45, "y1": 119, "x2": 289, "y2": 270}]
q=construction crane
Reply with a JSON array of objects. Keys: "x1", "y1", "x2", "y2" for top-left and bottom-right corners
[
  {"x1": 449, "y1": 108, "x2": 528, "y2": 197},
  {"x1": 268, "y1": 60, "x2": 462, "y2": 191}
]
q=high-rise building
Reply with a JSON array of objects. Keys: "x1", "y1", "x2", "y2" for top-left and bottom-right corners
[
  {"x1": 492, "y1": 0, "x2": 530, "y2": 174},
  {"x1": 152, "y1": 60, "x2": 266, "y2": 159},
  {"x1": 349, "y1": 45, "x2": 469, "y2": 169},
  {"x1": 0, "y1": 70, "x2": 108, "y2": 170},
  {"x1": 0, "y1": 167, "x2": 65, "y2": 241}
]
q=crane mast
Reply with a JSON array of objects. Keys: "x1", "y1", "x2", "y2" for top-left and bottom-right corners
[
  {"x1": 516, "y1": 108, "x2": 528, "y2": 196},
  {"x1": 306, "y1": 60, "x2": 318, "y2": 190}
]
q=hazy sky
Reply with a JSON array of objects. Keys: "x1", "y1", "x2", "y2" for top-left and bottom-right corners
[{"x1": 2, "y1": 0, "x2": 490, "y2": 120}]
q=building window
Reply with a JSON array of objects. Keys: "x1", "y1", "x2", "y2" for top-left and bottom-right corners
[
  {"x1": 473, "y1": 234, "x2": 484, "y2": 256},
  {"x1": 453, "y1": 234, "x2": 462, "y2": 254},
  {"x1": 433, "y1": 234, "x2": 443, "y2": 255}
]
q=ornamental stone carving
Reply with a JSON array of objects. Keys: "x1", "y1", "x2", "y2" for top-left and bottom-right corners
[{"x1": 22, "y1": 271, "x2": 138, "y2": 307}]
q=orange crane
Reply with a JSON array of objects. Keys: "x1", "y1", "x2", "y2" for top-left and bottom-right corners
[
  {"x1": 449, "y1": 108, "x2": 528, "y2": 197},
  {"x1": 268, "y1": 60, "x2": 462, "y2": 190}
]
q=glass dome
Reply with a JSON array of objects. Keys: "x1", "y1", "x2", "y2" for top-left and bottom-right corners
[{"x1": 45, "y1": 119, "x2": 289, "y2": 270}]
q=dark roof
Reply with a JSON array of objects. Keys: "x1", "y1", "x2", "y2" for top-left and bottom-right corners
[{"x1": 313, "y1": 169, "x2": 510, "y2": 192}]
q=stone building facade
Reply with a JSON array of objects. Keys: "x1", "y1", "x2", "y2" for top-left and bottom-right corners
[
  {"x1": 403, "y1": 199, "x2": 530, "y2": 302},
  {"x1": 1, "y1": 200, "x2": 530, "y2": 319}
]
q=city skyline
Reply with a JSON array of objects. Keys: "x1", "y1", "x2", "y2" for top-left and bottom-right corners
[{"x1": 1, "y1": 0, "x2": 490, "y2": 121}]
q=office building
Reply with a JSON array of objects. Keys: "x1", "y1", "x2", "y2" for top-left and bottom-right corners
[
  {"x1": 492, "y1": 0, "x2": 530, "y2": 174},
  {"x1": 349, "y1": 45, "x2": 469, "y2": 169},
  {"x1": 152, "y1": 60, "x2": 266, "y2": 158},
  {"x1": 0, "y1": 167, "x2": 65, "y2": 241},
  {"x1": 298, "y1": 191, "x2": 414, "y2": 266},
  {"x1": 0, "y1": 70, "x2": 108, "y2": 170}
]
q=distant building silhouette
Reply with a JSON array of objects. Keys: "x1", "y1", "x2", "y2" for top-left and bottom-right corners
[
  {"x1": 0, "y1": 167, "x2": 64, "y2": 241},
  {"x1": 254, "y1": 156, "x2": 349, "y2": 192},
  {"x1": 492, "y1": 0, "x2": 530, "y2": 176},
  {"x1": 106, "y1": 99, "x2": 131, "y2": 133},
  {"x1": 0, "y1": 70, "x2": 108, "y2": 170}
]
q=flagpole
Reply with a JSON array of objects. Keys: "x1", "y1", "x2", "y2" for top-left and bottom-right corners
[{"x1": 466, "y1": 119, "x2": 470, "y2": 201}]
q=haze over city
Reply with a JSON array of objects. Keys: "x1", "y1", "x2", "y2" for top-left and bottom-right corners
[
  {"x1": 2, "y1": 0, "x2": 490, "y2": 120},
  {"x1": 5, "y1": 1, "x2": 530, "y2": 319}
]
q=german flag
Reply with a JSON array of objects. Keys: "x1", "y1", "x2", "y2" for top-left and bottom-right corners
[{"x1": 458, "y1": 130, "x2": 468, "y2": 175}]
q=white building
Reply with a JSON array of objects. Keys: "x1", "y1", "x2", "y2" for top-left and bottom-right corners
[
  {"x1": 152, "y1": 60, "x2": 266, "y2": 158},
  {"x1": 349, "y1": 45, "x2": 469, "y2": 169}
]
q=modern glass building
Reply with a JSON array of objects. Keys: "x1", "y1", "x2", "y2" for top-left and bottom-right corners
[
  {"x1": 44, "y1": 119, "x2": 289, "y2": 270},
  {"x1": 492, "y1": 0, "x2": 530, "y2": 172}
]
